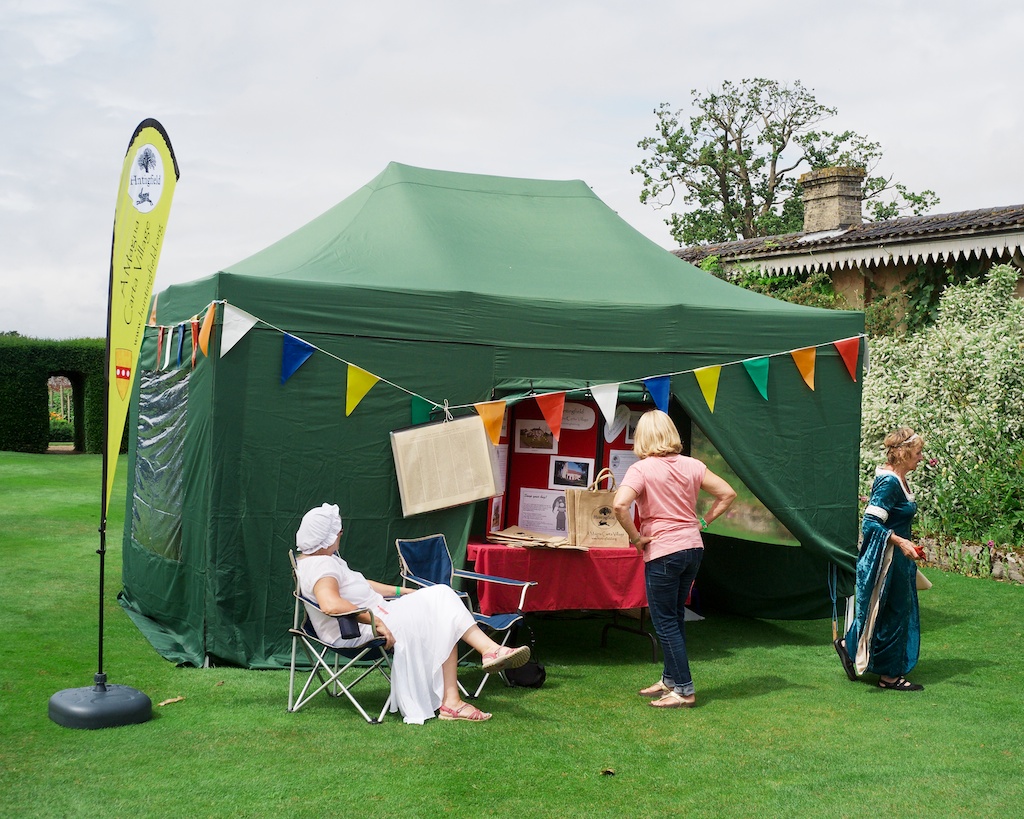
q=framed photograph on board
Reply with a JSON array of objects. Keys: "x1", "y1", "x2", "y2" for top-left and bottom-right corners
[
  {"x1": 548, "y1": 457, "x2": 594, "y2": 490},
  {"x1": 514, "y1": 418, "x2": 558, "y2": 454}
]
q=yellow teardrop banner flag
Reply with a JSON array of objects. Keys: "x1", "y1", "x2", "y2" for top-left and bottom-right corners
[
  {"x1": 346, "y1": 364, "x2": 380, "y2": 416},
  {"x1": 694, "y1": 366, "x2": 721, "y2": 412},
  {"x1": 198, "y1": 302, "x2": 217, "y2": 356},
  {"x1": 105, "y1": 119, "x2": 179, "y2": 514},
  {"x1": 791, "y1": 347, "x2": 816, "y2": 390},
  {"x1": 473, "y1": 400, "x2": 507, "y2": 445}
]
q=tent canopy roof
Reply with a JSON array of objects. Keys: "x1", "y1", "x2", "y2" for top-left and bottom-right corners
[{"x1": 186, "y1": 163, "x2": 856, "y2": 355}]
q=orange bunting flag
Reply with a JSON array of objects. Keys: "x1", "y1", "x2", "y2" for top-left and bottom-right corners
[
  {"x1": 791, "y1": 347, "x2": 816, "y2": 391},
  {"x1": 834, "y1": 337, "x2": 860, "y2": 381},
  {"x1": 535, "y1": 392, "x2": 566, "y2": 441},
  {"x1": 474, "y1": 400, "x2": 507, "y2": 445},
  {"x1": 199, "y1": 302, "x2": 217, "y2": 356},
  {"x1": 346, "y1": 364, "x2": 380, "y2": 416},
  {"x1": 694, "y1": 366, "x2": 722, "y2": 412}
]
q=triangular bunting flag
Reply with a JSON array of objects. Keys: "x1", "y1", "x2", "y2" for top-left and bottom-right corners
[
  {"x1": 742, "y1": 357, "x2": 770, "y2": 401},
  {"x1": 590, "y1": 383, "x2": 620, "y2": 427},
  {"x1": 156, "y1": 326, "x2": 165, "y2": 371},
  {"x1": 643, "y1": 376, "x2": 671, "y2": 413},
  {"x1": 834, "y1": 337, "x2": 860, "y2": 381},
  {"x1": 411, "y1": 396, "x2": 433, "y2": 425},
  {"x1": 220, "y1": 304, "x2": 259, "y2": 357},
  {"x1": 693, "y1": 366, "x2": 721, "y2": 412},
  {"x1": 346, "y1": 364, "x2": 380, "y2": 416},
  {"x1": 474, "y1": 400, "x2": 507, "y2": 445},
  {"x1": 535, "y1": 392, "x2": 566, "y2": 441},
  {"x1": 281, "y1": 333, "x2": 315, "y2": 385},
  {"x1": 190, "y1": 319, "x2": 200, "y2": 368},
  {"x1": 176, "y1": 323, "x2": 185, "y2": 368},
  {"x1": 199, "y1": 302, "x2": 217, "y2": 357},
  {"x1": 163, "y1": 325, "x2": 173, "y2": 370},
  {"x1": 791, "y1": 347, "x2": 816, "y2": 391}
]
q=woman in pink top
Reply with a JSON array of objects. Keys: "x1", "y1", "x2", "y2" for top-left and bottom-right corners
[{"x1": 613, "y1": 410, "x2": 736, "y2": 708}]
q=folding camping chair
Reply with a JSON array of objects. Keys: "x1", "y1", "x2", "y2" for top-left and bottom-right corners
[
  {"x1": 394, "y1": 534, "x2": 536, "y2": 698},
  {"x1": 286, "y1": 551, "x2": 393, "y2": 723}
]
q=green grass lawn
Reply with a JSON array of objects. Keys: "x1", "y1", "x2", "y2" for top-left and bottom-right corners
[{"x1": 1, "y1": 451, "x2": 1022, "y2": 817}]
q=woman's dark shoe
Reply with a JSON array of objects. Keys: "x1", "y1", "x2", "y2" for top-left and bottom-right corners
[
  {"x1": 834, "y1": 638, "x2": 857, "y2": 681},
  {"x1": 878, "y1": 676, "x2": 923, "y2": 691}
]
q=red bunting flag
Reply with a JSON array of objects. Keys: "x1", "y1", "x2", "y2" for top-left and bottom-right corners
[
  {"x1": 190, "y1": 319, "x2": 200, "y2": 368},
  {"x1": 535, "y1": 392, "x2": 566, "y2": 441},
  {"x1": 833, "y1": 337, "x2": 860, "y2": 381}
]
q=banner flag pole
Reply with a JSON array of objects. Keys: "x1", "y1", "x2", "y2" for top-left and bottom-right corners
[{"x1": 49, "y1": 118, "x2": 179, "y2": 729}]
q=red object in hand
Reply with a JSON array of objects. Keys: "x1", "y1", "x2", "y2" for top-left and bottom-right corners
[{"x1": 914, "y1": 545, "x2": 926, "y2": 559}]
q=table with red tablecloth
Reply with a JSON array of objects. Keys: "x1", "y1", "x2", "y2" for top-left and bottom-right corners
[
  {"x1": 466, "y1": 541, "x2": 647, "y2": 615},
  {"x1": 466, "y1": 540, "x2": 657, "y2": 657}
]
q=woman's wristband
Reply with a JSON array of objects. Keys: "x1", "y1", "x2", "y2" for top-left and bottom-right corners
[
  {"x1": 700, "y1": 516, "x2": 709, "y2": 530},
  {"x1": 394, "y1": 585, "x2": 402, "y2": 597}
]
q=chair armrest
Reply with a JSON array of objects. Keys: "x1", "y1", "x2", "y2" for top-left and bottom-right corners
[
  {"x1": 399, "y1": 572, "x2": 437, "y2": 589},
  {"x1": 454, "y1": 570, "x2": 536, "y2": 611},
  {"x1": 296, "y1": 592, "x2": 371, "y2": 640}
]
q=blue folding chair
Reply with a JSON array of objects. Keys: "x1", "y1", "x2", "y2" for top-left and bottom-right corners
[
  {"x1": 395, "y1": 534, "x2": 536, "y2": 698},
  {"x1": 287, "y1": 551, "x2": 392, "y2": 723}
]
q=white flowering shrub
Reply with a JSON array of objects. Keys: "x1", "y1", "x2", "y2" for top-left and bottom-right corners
[{"x1": 861, "y1": 265, "x2": 1024, "y2": 545}]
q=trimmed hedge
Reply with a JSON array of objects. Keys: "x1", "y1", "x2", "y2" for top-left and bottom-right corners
[{"x1": 0, "y1": 336, "x2": 109, "y2": 454}]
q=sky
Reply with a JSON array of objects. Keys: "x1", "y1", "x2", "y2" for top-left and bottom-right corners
[{"x1": 3, "y1": 0, "x2": 1023, "y2": 340}]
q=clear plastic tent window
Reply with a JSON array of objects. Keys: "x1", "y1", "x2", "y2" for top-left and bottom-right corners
[{"x1": 131, "y1": 368, "x2": 189, "y2": 561}]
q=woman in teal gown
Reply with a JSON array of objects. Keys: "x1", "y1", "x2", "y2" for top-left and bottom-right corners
[{"x1": 835, "y1": 428, "x2": 926, "y2": 691}]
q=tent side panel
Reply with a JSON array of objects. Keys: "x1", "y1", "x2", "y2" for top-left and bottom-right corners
[
  {"x1": 200, "y1": 328, "x2": 496, "y2": 668},
  {"x1": 120, "y1": 326, "x2": 212, "y2": 666}
]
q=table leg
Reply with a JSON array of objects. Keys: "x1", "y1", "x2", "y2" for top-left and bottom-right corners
[{"x1": 600, "y1": 608, "x2": 660, "y2": 662}]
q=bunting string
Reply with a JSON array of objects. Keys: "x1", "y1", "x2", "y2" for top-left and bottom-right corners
[{"x1": 148, "y1": 299, "x2": 865, "y2": 420}]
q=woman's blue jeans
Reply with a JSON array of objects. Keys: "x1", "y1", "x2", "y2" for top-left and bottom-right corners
[{"x1": 645, "y1": 547, "x2": 703, "y2": 696}]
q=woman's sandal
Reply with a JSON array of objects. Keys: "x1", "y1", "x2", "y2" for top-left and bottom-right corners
[
  {"x1": 438, "y1": 703, "x2": 492, "y2": 721},
  {"x1": 878, "y1": 676, "x2": 924, "y2": 691},
  {"x1": 834, "y1": 638, "x2": 858, "y2": 682},
  {"x1": 649, "y1": 690, "x2": 696, "y2": 709},
  {"x1": 481, "y1": 644, "x2": 530, "y2": 673},
  {"x1": 639, "y1": 681, "x2": 672, "y2": 697}
]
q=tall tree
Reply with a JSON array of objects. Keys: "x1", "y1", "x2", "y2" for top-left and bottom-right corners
[{"x1": 633, "y1": 79, "x2": 939, "y2": 246}]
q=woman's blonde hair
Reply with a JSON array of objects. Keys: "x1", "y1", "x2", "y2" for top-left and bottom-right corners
[
  {"x1": 632, "y1": 410, "x2": 683, "y2": 459},
  {"x1": 884, "y1": 426, "x2": 924, "y2": 468}
]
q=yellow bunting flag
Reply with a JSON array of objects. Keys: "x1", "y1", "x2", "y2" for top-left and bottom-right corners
[
  {"x1": 694, "y1": 366, "x2": 722, "y2": 412},
  {"x1": 346, "y1": 364, "x2": 380, "y2": 416},
  {"x1": 473, "y1": 400, "x2": 507, "y2": 445},
  {"x1": 105, "y1": 119, "x2": 179, "y2": 513},
  {"x1": 791, "y1": 347, "x2": 816, "y2": 390},
  {"x1": 198, "y1": 302, "x2": 216, "y2": 356}
]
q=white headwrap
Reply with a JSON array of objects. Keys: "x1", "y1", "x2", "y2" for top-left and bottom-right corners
[{"x1": 295, "y1": 503, "x2": 342, "y2": 553}]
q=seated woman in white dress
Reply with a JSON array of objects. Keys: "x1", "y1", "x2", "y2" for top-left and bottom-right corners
[{"x1": 294, "y1": 504, "x2": 531, "y2": 724}]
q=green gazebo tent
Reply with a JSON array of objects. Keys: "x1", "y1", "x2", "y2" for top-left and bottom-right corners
[{"x1": 119, "y1": 162, "x2": 864, "y2": 668}]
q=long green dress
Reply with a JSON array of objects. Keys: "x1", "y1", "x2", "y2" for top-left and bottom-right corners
[{"x1": 845, "y1": 467, "x2": 921, "y2": 677}]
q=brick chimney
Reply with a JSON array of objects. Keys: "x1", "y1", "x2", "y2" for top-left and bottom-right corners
[{"x1": 798, "y1": 167, "x2": 865, "y2": 233}]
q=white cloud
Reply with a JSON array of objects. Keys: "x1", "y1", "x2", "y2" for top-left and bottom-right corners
[{"x1": 2, "y1": 0, "x2": 1022, "y2": 338}]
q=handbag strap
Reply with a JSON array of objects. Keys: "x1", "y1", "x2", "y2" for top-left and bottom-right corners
[{"x1": 587, "y1": 467, "x2": 617, "y2": 491}]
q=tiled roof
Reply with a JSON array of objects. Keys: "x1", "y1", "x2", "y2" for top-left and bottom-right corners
[{"x1": 673, "y1": 204, "x2": 1024, "y2": 265}]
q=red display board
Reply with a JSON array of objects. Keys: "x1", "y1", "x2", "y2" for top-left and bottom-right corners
[{"x1": 487, "y1": 399, "x2": 647, "y2": 537}]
